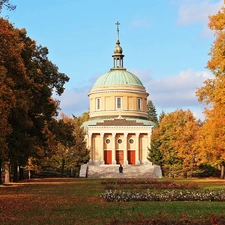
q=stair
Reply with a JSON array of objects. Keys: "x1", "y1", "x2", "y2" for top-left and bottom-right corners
[
  {"x1": 87, "y1": 164, "x2": 162, "y2": 178},
  {"x1": 79, "y1": 164, "x2": 88, "y2": 178}
]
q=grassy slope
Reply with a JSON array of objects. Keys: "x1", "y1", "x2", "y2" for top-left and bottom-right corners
[{"x1": 0, "y1": 178, "x2": 225, "y2": 225}]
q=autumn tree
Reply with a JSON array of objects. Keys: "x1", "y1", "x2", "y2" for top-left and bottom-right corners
[
  {"x1": 0, "y1": 18, "x2": 69, "y2": 182},
  {"x1": 0, "y1": 67, "x2": 15, "y2": 183},
  {"x1": 150, "y1": 109, "x2": 199, "y2": 177},
  {"x1": 49, "y1": 117, "x2": 76, "y2": 176},
  {"x1": 196, "y1": 6, "x2": 225, "y2": 179},
  {"x1": 39, "y1": 114, "x2": 89, "y2": 177},
  {"x1": 147, "y1": 99, "x2": 158, "y2": 125},
  {"x1": 70, "y1": 115, "x2": 90, "y2": 168}
]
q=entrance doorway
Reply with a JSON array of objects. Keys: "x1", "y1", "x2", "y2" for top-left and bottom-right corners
[
  {"x1": 116, "y1": 150, "x2": 124, "y2": 164},
  {"x1": 104, "y1": 150, "x2": 112, "y2": 164},
  {"x1": 128, "y1": 150, "x2": 135, "y2": 164}
]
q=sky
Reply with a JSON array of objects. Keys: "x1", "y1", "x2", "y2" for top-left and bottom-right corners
[{"x1": 2, "y1": 0, "x2": 224, "y2": 120}]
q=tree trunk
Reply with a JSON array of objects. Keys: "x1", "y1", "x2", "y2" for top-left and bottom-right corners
[
  {"x1": 183, "y1": 170, "x2": 187, "y2": 178},
  {"x1": 13, "y1": 164, "x2": 18, "y2": 182},
  {"x1": 19, "y1": 167, "x2": 24, "y2": 180},
  {"x1": 61, "y1": 158, "x2": 65, "y2": 177},
  {"x1": 220, "y1": 164, "x2": 225, "y2": 179},
  {"x1": 4, "y1": 161, "x2": 10, "y2": 183},
  {"x1": 0, "y1": 160, "x2": 2, "y2": 184}
]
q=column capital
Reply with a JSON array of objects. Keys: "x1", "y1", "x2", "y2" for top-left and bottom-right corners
[
  {"x1": 124, "y1": 132, "x2": 128, "y2": 138},
  {"x1": 100, "y1": 132, "x2": 104, "y2": 137},
  {"x1": 112, "y1": 133, "x2": 116, "y2": 137},
  {"x1": 88, "y1": 132, "x2": 92, "y2": 138},
  {"x1": 136, "y1": 132, "x2": 140, "y2": 137}
]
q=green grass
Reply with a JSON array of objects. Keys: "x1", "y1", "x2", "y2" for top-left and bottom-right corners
[{"x1": 0, "y1": 178, "x2": 225, "y2": 224}]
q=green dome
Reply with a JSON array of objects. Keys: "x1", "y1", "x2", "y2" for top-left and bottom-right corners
[{"x1": 93, "y1": 69, "x2": 143, "y2": 87}]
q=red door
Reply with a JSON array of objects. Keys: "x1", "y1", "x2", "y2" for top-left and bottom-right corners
[
  {"x1": 104, "y1": 150, "x2": 112, "y2": 164},
  {"x1": 116, "y1": 150, "x2": 124, "y2": 165},
  {"x1": 128, "y1": 150, "x2": 135, "y2": 165}
]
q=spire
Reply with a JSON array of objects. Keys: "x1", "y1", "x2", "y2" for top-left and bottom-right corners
[
  {"x1": 115, "y1": 21, "x2": 120, "y2": 41},
  {"x1": 112, "y1": 21, "x2": 125, "y2": 69}
]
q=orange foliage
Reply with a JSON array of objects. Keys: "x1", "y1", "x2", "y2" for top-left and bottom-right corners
[
  {"x1": 153, "y1": 109, "x2": 199, "y2": 171},
  {"x1": 196, "y1": 6, "x2": 225, "y2": 178}
]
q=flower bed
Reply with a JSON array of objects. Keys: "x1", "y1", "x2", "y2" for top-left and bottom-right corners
[
  {"x1": 101, "y1": 189, "x2": 225, "y2": 202},
  {"x1": 101, "y1": 179, "x2": 199, "y2": 190}
]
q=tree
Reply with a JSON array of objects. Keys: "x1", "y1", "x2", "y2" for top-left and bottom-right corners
[
  {"x1": 196, "y1": 6, "x2": 225, "y2": 179},
  {"x1": 0, "y1": 0, "x2": 16, "y2": 13},
  {"x1": 39, "y1": 114, "x2": 89, "y2": 177},
  {"x1": 70, "y1": 115, "x2": 90, "y2": 168},
  {"x1": 77, "y1": 111, "x2": 89, "y2": 125},
  {"x1": 152, "y1": 109, "x2": 199, "y2": 178},
  {"x1": 158, "y1": 110, "x2": 165, "y2": 123},
  {"x1": 50, "y1": 117, "x2": 76, "y2": 176},
  {"x1": 0, "y1": 67, "x2": 15, "y2": 183},
  {"x1": 147, "y1": 99, "x2": 158, "y2": 125},
  {"x1": 0, "y1": 18, "x2": 69, "y2": 182},
  {"x1": 148, "y1": 129, "x2": 163, "y2": 166}
]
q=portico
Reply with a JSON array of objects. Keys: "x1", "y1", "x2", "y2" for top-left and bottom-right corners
[{"x1": 87, "y1": 122, "x2": 153, "y2": 165}]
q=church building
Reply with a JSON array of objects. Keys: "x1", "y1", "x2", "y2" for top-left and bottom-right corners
[{"x1": 82, "y1": 22, "x2": 155, "y2": 168}]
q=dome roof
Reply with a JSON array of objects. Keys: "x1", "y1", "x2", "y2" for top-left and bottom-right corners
[{"x1": 93, "y1": 69, "x2": 143, "y2": 87}]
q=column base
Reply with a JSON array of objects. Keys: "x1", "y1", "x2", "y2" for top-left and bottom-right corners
[
  {"x1": 124, "y1": 160, "x2": 128, "y2": 165},
  {"x1": 141, "y1": 160, "x2": 152, "y2": 165},
  {"x1": 136, "y1": 160, "x2": 141, "y2": 165}
]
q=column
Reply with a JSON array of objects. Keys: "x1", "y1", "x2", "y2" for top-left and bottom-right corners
[
  {"x1": 100, "y1": 133, "x2": 104, "y2": 164},
  {"x1": 147, "y1": 132, "x2": 151, "y2": 150},
  {"x1": 124, "y1": 133, "x2": 128, "y2": 165},
  {"x1": 112, "y1": 133, "x2": 116, "y2": 164},
  {"x1": 136, "y1": 132, "x2": 140, "y2": 165},
  {"x1": 144, "y1": 132, "x2": 152, "y2": 165},
  {"x1": 88, "y1": 133, "x2": 93, "y2": 161}
]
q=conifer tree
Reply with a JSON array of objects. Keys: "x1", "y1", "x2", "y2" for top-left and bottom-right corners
[{"x1": 147, "y1": 99, "x2": 158, "y2": 125}]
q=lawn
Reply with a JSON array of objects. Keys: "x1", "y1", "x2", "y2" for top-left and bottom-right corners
[{"x1": 0, "y1": 178, "x2": 225, "y2": 224}]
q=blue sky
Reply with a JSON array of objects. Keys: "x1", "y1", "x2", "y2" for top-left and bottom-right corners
[{"x1": 2, "y1": 0, "x2": 224, "y2": 120}]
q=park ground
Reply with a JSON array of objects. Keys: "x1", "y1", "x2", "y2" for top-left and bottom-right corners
[{"x1": 1, "y1": 178, "x2": 225, "y2": 224}]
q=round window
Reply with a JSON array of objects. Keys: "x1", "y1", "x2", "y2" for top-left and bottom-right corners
[
  {"x1": 129, "y1": 138, "x2": 134, "y2": 144},
  {"x1": 117, "y1": 138, "x2": 122, "y2": 144},
  {"x1": 105, "y1": 138, "x2": 110, "y2": 144}
]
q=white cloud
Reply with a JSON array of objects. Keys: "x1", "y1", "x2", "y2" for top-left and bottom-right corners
[
  {"x1": 134, "y1": 68, "x2": 213, "y2": 119},
  {"x1": 55, "y1": 86, "x2": 90, "y2": 117},
  {"x1": 56, "y1": 69, "x2": 213, "y2": 120},
  {"x1": 130, "y1": 17, "x2": 152, "y2": 28},
  {"x1": 192, "y1": 110, "x2": 205, "y2": 121},
  {"x1": 176, "y1": 0, "x2": 223, "y2": 26}
]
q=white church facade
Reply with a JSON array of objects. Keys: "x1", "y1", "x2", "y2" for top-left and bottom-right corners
[{"x1": 82, "y1": 22, "x2": 156, "y2": 168}]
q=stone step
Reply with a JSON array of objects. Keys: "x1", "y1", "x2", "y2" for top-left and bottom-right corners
[
  {"x1": 86, "y1": 164, "x2": 162, "y2": 178},
  {"x1": 79, "y1": 164, "x2": 88, "y2": 178}
]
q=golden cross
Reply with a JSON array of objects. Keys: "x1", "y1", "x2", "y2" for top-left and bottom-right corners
[{"x1": 115, "y1": 21, "x2": 120, "y2": 40}]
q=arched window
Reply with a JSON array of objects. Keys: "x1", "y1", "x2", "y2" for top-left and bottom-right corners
[
  {"x1": 96, "y1": 98, "x2": 100, "y2": 110},
  {"x1": 137, "y1": 98, "x2": 141, "y2": 110},
  {"x1": 116, "y1": 97, "x2": 122, "y2": 109}
]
